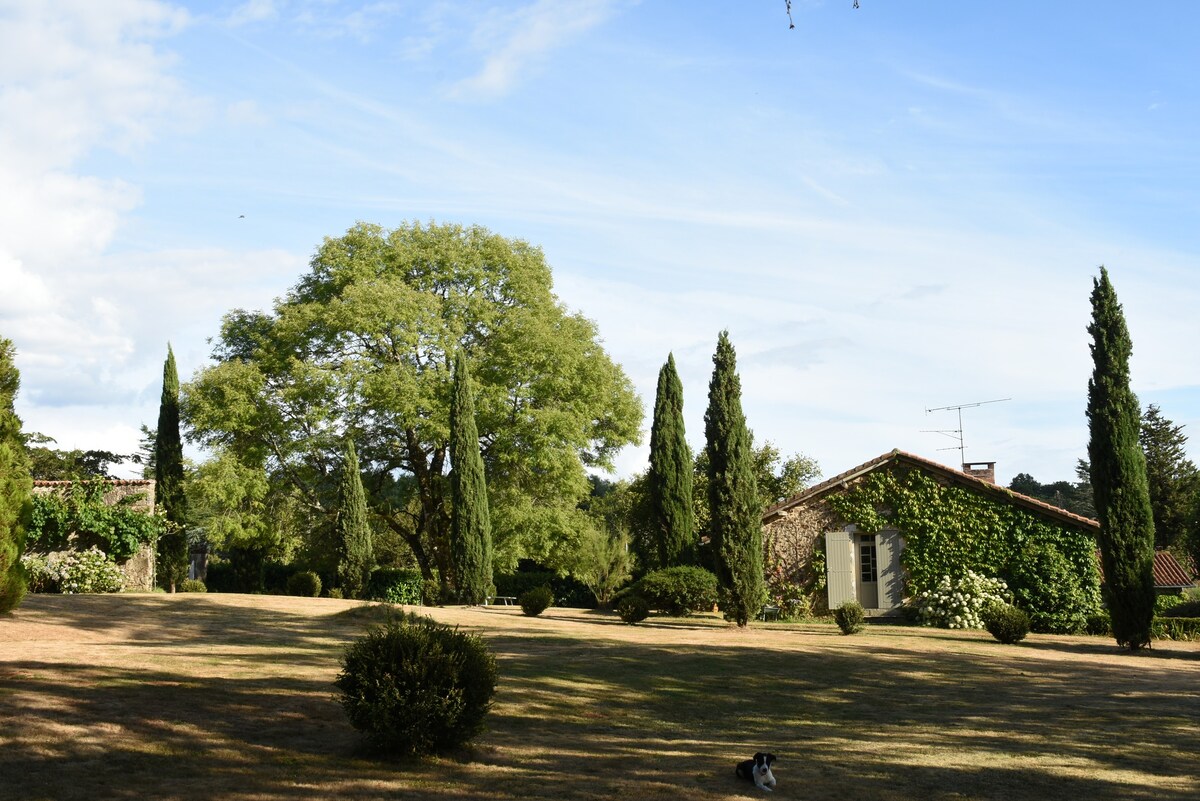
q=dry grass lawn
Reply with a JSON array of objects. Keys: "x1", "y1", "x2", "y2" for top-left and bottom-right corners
[{"x1": 1, "y1": 593, "x2": 1198, "y2": 800}]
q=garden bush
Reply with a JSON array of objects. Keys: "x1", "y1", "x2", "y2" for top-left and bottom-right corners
[
  {"x1": 1003, "y1": 544, "x2": 1090, "y2": 634},
  {"x1": 630, "y1": 566, "x2": 719, "y2": 616},
  {"x1": 21, "y1": 554, "x2": 58, "y2": 593},
  {"x1": 179, "y1": 579, "x2": 207, "y2": 593},
  {"x1": 366, "y1": 568, "x2": 423, "y2": 605},
  {"x1": 1085, "y1": 611, "x2": 1112, "y2": 636},
  {"x1": 54, "y1": 548, "x2": 124, "y2": 594},
  {"x1": 1159, "y1": 599, "x2": 1200, "y2": 618},
  {"x1": 834, "y1": 600, "x2": 865, "y2": 634},
  {"x1": 916, "y1": 571, "x2": 1008, "y2": 629},
  {"x1": 203, "y1": 560, "x2": 235, "y2": 593},
  {"x1": 982, "y1": 602, "x2": 1030, "y2": 644},
  {"x1": 335, "y1": 614, "x2": 497, "y2": 756},
  {"x1": 327, "y1": 587, "x2": 344, "y2": 599},
  {"x1": 519, "y1": 585, "x2": 554, "y2": 617},
  {"x1": 494, "y1": 566, "x2": 594, "y2": 608},
  {"x1": 616, "y1": 594, "x2": 650, "y2": 624},
  {"x1": 286, "y1": 570, "x2": 322, "y2": 597},
  {"x1": 1151, "y1": 617, "x2": 1200, "y2": 641}
]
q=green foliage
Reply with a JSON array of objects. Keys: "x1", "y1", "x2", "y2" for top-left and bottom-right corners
[
  {"x1": 179, "y1": 578, "x2": 207, "y2": 593},
  {"x1": 1087, "y1": 268, "x2": 1156, "y2": 651},
  {"x1": 26, "y1": 482, "x2": 163, "y2": 561},
  {"x1": 184, "y1": 221, "x2": 642, "y2": 596},
  {"x1": 1085, "y1": 611, "x2": 1111, "y2": 636},
  {"x1": 24, "y1": 435, "x2": 130, "y2": 481},
  {"x1": 569, "y1": 520, "x2": 632, "y2": 608},
  {"x1": 156, "y1": 345, "x2": 188, "y2": 591},
  {"x1": 982, "y1": 602, "x2": 1031, "y2": 644},
  {"x1": 834, "y1": 600, "x2": 865, "y2": 634},
  {"x1": 827, "y1": 466, "x2": 1102, "y2": 622},
  {"x1": 519, "y1": 585, "x2": 554, "y2": 616},
  {"x1": 1150, "y1": 617, "x2": 1200, "y2": 641},
  {"x1": 492, "y1": 566, "x2": 592, "y2": 608},
  {"x1": 286, "y1": 570, "x2": 322, "y2": 597},
  {"x1": 336, "y1": 442, "x2": 375, "y2": 599},
  {"x1": 915, "y1": 572, "x2": 1009, "y2": 629},
  {"x1": 0, "y1": 338, "x2": 31, "y2": 613},
  {"x1": 646, "y1": 353, "x2": 695, "y2": 569},
  {"x1": 616, "y1": 594, "x2": 650, "y2": 624},
  {"x1": 1157, "y1": 598, "x2": 1200, "y2": 618},
  {"x1": 335, "y1": 614, "x2": 497, "y2": 756},
  {"x1": 704, "y1": 331, "x2": 763, "y2": 627},
  {"x1": 366, "y1": 567, "x2": 424, "y2": 605},
  {"x1": 1003, "y1": 543, "x2": 1089, "y2": 634},
  {"x1": 1008, "y1": 471, "x2": 1095, "y2": 519},
  {"x1": 1139, "y1": 404, "x2": 1199, "y2": 549},
  {"x1": 629, "y1": 566, "x2": 718, "y2": 616},
  {"x1": 449, "y1": 351, "x2": 492, "y2": 604}
]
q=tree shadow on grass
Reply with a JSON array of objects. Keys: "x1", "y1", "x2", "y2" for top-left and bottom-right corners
[{"x1": 2, "y1": 596, "x2": 1199, "y2": 801}]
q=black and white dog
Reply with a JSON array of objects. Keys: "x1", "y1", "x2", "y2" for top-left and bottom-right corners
[{"x1": 735, "y1": 752, "x2": 778, "y2": 792}]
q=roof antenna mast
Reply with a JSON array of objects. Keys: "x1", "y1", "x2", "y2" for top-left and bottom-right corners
[{"x1": 922, "y1": 398, "x2": 1011, "y2": 467}]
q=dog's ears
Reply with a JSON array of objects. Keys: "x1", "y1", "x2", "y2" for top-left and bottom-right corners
[{"x1": 753, "y1": 752, "x2": 765, "y2": 760}]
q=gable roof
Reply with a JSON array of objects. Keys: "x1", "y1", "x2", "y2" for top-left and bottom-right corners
[
  {"x1": 1152, "y1": 550, "x2": 1194, "y2": 588},
  {"x1": 762, "y1": 448, "x2": 1099, "y2": 532}
]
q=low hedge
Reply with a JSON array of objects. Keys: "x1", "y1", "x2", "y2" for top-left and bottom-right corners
[
  {"x1": 493, "y1": 570, "x2": 594, "y2": 609},
  {"x1": 1152, "y1": 617, "x2": 1200, "y2": 641},
  {"x1": 628, "y1": 566, "x2": 719, "y2": 616},
  {"x1": 366, "y1": 568, "x2": 424, "y2": 605}
]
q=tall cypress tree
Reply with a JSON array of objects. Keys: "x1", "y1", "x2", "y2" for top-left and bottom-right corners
[
  {"x1": 647, "y1": 353, "x2": 695, "y2": 568},
  {"x1": 1086, "y1": 268, "x2": 1156, "y2": 651},
  {"x1": 0, "y1": 338, "x2": 32, "y2": 614},
  {"x1": 155, "y1": 344, "x2": 188, "y2": 592},
  {"x1": 449, "y1": 351, "x2": 492, "y2": 604},
  {"x1": 704, "y1": 331, "x2": 763, "y2": 627},
  {"x1": 336, "y1": 441, "x2": 374, "y2": 599}
]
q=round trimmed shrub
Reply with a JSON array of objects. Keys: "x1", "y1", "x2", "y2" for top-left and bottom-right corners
[
  {"x1": 286, "y1": 570, "x2": 322, "y2": 597},
  {"x1": 179, "y1": 579, "x2": 207, "y2": 593},
  {"x1": 983, "y1": 602, "x2": 1030, "y2": 644},
  {"x1": 616, "y1": 594, "x2": 650, "y2": 624},
  {"x1": 632, "y1": 566, "x2": 719, "y2": 616},
  {"x1": 336, "y1": 615, "x2": 497, "y2": 756},
  {"x1": 519, "y1": 585, "x2": 554, "y2": 617},
  {"x1": 834, "y1": 600, "x2": 866, "y2": 634}
]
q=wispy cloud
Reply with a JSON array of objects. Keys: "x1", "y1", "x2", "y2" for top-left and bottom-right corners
[{"x1": 451, "y1": 0, "x2": 620, "y2": 99}]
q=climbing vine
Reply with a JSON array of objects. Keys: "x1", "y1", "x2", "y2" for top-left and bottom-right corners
[
  {"x1": 826, "y1": 467, "x2": 1101, "y2": 630},
  {"x1": 27, "y1": 481, "x2": 164, "y2": 561}
]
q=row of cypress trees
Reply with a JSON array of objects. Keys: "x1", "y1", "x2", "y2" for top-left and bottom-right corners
[{"x1": 647, "y1": 331, "x2": 764, "y2": 627}]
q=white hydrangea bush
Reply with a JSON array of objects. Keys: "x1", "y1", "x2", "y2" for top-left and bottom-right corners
[
  {"x1": 22, "y1": 547, "x2": 124, "y2": 594},
  {"x1": 915, "y1": 571, "x2": 1009, "y2": 629}
]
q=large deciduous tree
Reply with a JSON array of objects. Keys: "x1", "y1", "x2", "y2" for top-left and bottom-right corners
[
  {"x1": 1086, "y1": 267, "x2": 1155, "y2": 651},
  {"x1": 449, "y1": 350, "x2": 492, "y2": 604},
  {"x1": 336, "y1": 441, "x2": 374, "y2": 599},
  {"x1": 184, "y1": 222, "x2": 641, "y2": 595},
  {"x1": 1139, "y1": 404, "x2": 1199, "y2": 550},
  {"x1": 0, "y1": 338, "x2": 32, "y2": 613},
  {"x1": 646, "y1": 353, "x2": 694, "y2": 569},
  {"x1": 156, "y1": 344, "x2": 188, "y2": 592},
  {"x1": 704, "y1": 331, "x2": 763, "y2": 627}
]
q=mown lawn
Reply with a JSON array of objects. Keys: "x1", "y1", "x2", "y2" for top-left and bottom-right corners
[{"x1": 1, "y1": 593, "x2": 1198, "y2": 800}]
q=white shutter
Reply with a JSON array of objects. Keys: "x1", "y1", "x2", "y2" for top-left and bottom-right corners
[
  {"x1": 876, "y1": 529, "x2": 904, "y2": 610},
  {"x1": 825, "y1": 530, "x2": 856, "y2": 609}
]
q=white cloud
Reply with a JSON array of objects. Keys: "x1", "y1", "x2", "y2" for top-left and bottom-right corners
[
  {"x1": 227, "y1": 0, "x2": 280, "y2": 27},
  {"x1": 451, "y1": 0, "x2": 619, "y2": 99}
]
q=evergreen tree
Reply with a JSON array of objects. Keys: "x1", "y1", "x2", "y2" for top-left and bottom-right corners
[
  {"x1": 703, "y1": 331, "x2": 763, "y2": 627},
  {"x1": 449, "y1": 351, "x2": 493, "y2": 604},
  {"x1": 647, "y1": 353, "x2": 695, "y2": 568},
  {"x1": 336, "y1": 441, "x2": 374, "y2": 599},
  {"x1": 155, "y1": 344, "x2": 188, "y2": 592},
  {"x1": 1086, "y1": 268, "x2": 1155, "y2": 651},
  {"x1": 0, "y1": 338, "x2": 32, "y2": 613},
  {"x1": 1139, "y1": 404, "x2": 1199, "y2": 549}
]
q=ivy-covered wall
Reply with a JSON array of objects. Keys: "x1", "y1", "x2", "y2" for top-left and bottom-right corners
[
  {"x1": 763, "y1": 464, "x2": 1103, "y2": 632},
  {"x1": 29, "y1": 480, "x2": 160, "y2": 591}
]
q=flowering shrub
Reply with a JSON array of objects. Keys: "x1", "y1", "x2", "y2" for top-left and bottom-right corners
[
  {"x1": 24, "y1": 548, "x2": 124, "y2": 594},
  {"x1": 915, "y1": 571, "x2": 1008, "y2": 629}
]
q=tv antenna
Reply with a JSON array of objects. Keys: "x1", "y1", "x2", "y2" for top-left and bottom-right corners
[{"x1": 922, "y1": 398, "x2": 1011, "y2": 467}]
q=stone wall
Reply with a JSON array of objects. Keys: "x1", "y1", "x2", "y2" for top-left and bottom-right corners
[
  {"x1": 30, "y1": 479, "x2": 158, "y2": 591},
  {"x1": 763, "y1": 497, "x2": 841, "y2": 613}
]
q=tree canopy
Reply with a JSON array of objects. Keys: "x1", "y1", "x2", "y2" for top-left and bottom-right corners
[
  {"x1": 1139, "y1": 403, "x2": 1198, "y2": 550},
  {"x1": 184, "y1": 221, "x2": 642, "y2": 590}
]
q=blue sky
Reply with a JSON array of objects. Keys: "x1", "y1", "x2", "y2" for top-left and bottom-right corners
[{"x1": 3, "y1": 0, "x2": 1199, "y2": 486}]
